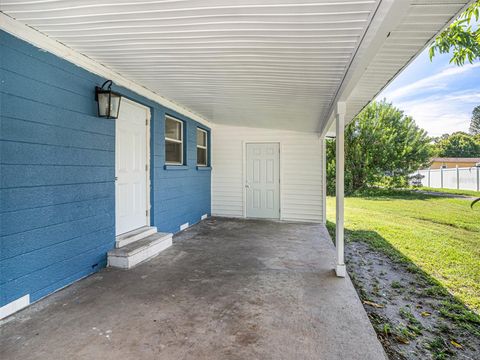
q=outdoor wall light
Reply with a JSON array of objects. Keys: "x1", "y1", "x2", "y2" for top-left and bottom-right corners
[{"x1": 95, "y1": 80, "x2": 122, "y2": 119}]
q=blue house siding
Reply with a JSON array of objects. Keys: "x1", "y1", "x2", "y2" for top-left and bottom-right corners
[
  {"x1": 150, "y1": 108, "x2": 211, "y2": 233},
  {"x1": 0, "y1": 30, "x2": 211, "y2": 310}
]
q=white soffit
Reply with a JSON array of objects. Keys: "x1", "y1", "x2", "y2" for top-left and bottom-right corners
[
  {"x1": 0, "y1": 1, "x2": 470, "y2": 133},
  {"x1": 324, "y1": 0, "x2": 471, "y2": 135}
]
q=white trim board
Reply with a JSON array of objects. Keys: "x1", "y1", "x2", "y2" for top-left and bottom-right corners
[
  {"x1": 125, "y1": 98, "x2": 152, "y2": 229},
  {"x1": 115, "y1": 98, "x2": 152, "y2": 236},
  {"x1": 0, "y1": 13, "x2": 211, "y2": 129},
  {"x1": 319, "y1": 1, "x2": 471, "y2": 136},
  {"x1": 319, "y1": 0, "x2": 409, "y2": 135},
  {"x1": 0, "y1": 294, "x2": 30, "y2": 320}
]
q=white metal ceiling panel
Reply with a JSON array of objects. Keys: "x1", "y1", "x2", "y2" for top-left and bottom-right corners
[
  {"x1": 1, "y1": 0, "x2": 379, "y2": 131},
  {"x1": 344, "y1": 0, "x2": 470, "y2": 127},
  {"x1": 0, "y1": 0, "x2": 471, "y2": 132}
]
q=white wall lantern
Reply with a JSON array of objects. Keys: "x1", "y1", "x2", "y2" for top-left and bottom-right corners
[{"x1": 95, "y1": 80, "x2": 122, "y2": 119}]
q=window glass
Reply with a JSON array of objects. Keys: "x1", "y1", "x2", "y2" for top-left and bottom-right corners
[
  {"x1": 165, "y1": 116, "x2": 183, "y2": 164},
  {"x1": 196, "y1": 128, "x2": 208, "y2": 166},
  {"x1": 197, "y1": 148, "x2": 207, "y2": 166},
  {"x1": 166, "y1": 141, "x2": 182, "y2": 164},
  {"x1": 165, "y1": 117, "x2": 182, "y2": 140},
  {"x1": 197, "y1": 129, "x2": 207, "y2": 147}
]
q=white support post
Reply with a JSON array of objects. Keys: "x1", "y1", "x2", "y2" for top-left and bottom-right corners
[
  {"x1": 428, "y1": 169, "x2": 431, "y2": 187},
  {"x1": 321, "y1": 137, "x2": 327, "y2": 225},
  {"x1": 335, "y1": 102, "x2": 346, "y2": 278},
  {"x1": 440, "y1": 167, "x2": 444, "y2": 189},
  {"x1": 456, "y1": 166, "x2": 460, "y2": 190},
  {"x1": 477, "y1": 167, "x2": 480, "y2": 192}
]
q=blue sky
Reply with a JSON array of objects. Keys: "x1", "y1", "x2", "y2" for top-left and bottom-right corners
[{"x1": 378, "y1": 49, "x2": 480, "y2": 137}]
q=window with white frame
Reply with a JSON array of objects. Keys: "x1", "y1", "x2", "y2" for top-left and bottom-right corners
[
  {"x1": 165, "y1": 116, "x2": 183, "y2": 165},
  {"x1": 197, "y1": 128, "x2": 208, "y2": 166}
]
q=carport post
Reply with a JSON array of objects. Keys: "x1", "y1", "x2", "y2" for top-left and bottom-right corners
[{"x1": 335, "y1": 102, "x2": 346, "y2": 278}]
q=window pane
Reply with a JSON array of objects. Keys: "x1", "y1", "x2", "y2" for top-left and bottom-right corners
[
  {"x1": 166, "y1": 118, "x2": 182, "y2": 140},
  {"x1": 197, "y1": 129, "x2": 206, "y2": 147},
  {"x1": 197, "y1": 148, "x2": 207, "y2": 166},
  {"x1": 166, "y1": 140, "x2": 182, "y2": 163}
]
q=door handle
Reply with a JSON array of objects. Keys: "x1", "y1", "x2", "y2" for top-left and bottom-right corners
[{"x1": 245, "y1": 184, "x2": 250, "y2": 189}]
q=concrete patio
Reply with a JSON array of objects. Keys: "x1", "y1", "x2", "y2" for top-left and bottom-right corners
[{"x1": 0, "y1": 218, "x2": 385, "y2": 360}]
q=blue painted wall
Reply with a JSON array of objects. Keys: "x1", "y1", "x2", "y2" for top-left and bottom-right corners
[{"x1": 0, "y1": 30, "x2": 211, "y2": 309}]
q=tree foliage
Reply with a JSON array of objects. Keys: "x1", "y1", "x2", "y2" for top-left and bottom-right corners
[
  {"x1": 429, "y1": 0, "x2": 480, "y2": 65},
  {"x1": 470, "y1": 105, "x2": 480, "y2": 135},
  {"x1": 326, "y1": 101, "x2": 431, "y2": 195},
  {"x1": 432, "y1": 131, "x2": 480, "y2": 157}
]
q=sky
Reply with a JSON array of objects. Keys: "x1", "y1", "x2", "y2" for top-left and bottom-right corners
[{"x1": 378, "y1": 48, "x2": 480, "y2": 137}]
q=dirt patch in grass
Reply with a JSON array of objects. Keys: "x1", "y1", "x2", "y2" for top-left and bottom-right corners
[{"x1": 333, "y1": 227, "x2": 480, "y2": 359}]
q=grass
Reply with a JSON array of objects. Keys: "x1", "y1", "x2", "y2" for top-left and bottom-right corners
[
  {"x1": 427, "y1": 337, "x2": 453, "y2": 360},
  {"x1": 417, "y1": 186, "x2": 480, "y2": 198},
  {"x1": 326, "y1": 190, "x2": 480, "y2": 313},
  {"x1": 391, "y1": 281, "x2": 403, "y2": 289}
]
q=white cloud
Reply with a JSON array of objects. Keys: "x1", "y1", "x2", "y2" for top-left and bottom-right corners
[
  {"x1": 382, "y1": 62, "x2": 480, "y2": 101},
  {"x1": 393, "y1": 90, "x2": 480, "y2": 136}
]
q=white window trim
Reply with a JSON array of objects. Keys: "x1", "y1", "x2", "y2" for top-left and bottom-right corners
[
  {"x1": 165, "y1": 115, "x2": 184, "y2": 165},
  {"x1": 197, "y1": 128, "x2": 208, "y2": 166}
]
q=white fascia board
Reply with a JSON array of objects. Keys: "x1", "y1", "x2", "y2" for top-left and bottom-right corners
[
  {"x1": 320, "y1": 0, "x2": 472, "y2": 137},
  {"x1": 0, "y1": 13, "x2": 212, "y2": 128},
  {"x1": 0, "y1": 294, "x2": 30, "y2": 319},
  {"x1": 319, "y1": 0, "x2": 409, "y2": 136}
]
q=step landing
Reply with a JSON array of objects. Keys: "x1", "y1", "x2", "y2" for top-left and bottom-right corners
[
  {"x1": 115, "y1": 226, "x2": 157, "y2": 248},
  {"x1": 108, "y1": 231, "x2": 172, "y2": 269}
]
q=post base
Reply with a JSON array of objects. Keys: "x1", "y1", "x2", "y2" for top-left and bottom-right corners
[{"x1": 336, "y1": 264, "x2": 346, "y2": 278}]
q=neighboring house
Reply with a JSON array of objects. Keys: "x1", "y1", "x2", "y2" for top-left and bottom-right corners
[
  {"x1": 429, "y1": 157, "x2": 480, "y2": 169},
  {"x1": 0, "y1": 1, "x2": 470, "y2": 318}
]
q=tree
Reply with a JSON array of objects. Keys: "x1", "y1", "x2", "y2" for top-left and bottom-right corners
[
  {"x1": 432, "y1": 131, "x2": 480, "y2": 157},
  {"x1": 326, "y1": 101, "x2": 431, "y2": 195},
  {"x1": 470, "y1": 105, "x2": 480, "y2": 135},
  {"x1": 429, "y1": 0, "x2": 480, "y2": 65}
]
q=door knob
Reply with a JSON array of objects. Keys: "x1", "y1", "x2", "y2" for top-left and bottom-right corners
[{"x1": 245, "y1": 184, "x2": 250, "y2": 189}]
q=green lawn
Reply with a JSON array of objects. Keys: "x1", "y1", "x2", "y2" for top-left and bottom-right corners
[{"x1": 327, "y1": 190, "x2": 480, "y2": 313}]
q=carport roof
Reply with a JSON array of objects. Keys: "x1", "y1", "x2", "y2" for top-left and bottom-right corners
[{"x1": 0, "y1": 0, "x2": 471, "y2": 134}]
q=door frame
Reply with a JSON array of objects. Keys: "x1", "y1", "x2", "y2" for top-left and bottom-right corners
[
  {"x1": 242, "y1": 141, "x2": 282, "y2": 220},
  {"x1": 115, "y1": 97, "x2": 152, "y2": 235}
]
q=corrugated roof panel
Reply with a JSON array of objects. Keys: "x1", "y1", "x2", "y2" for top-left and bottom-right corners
[
  {"x1": 0, "y1": 0, "x2": 471, "y2": 132},
  {"x1": 0, "y1": 0, "x2": 379, "y2": 131}
]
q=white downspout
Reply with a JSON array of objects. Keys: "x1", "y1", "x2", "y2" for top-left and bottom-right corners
[
  {"x1": 335, "y1": 102, "x2": 347, "y2": 278},
  {"x1": 321, "y1": 137, "x2": 327, "y2": 225}
]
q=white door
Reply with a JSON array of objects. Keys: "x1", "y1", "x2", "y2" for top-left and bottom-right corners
[
  {"x1": 246, "y1": 143, "x2": 280, "y2": 219},
  {"x1": 115, "y1": 99, "x2": 150, "y2": 235}
]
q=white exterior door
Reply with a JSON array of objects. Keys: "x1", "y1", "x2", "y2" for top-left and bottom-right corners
[
  {"x1": 246, "y1": 143, "x2": 280, "y2": 219},
  {"x1": 115, "y1": 99, "x2": 150, "y2": 236}
]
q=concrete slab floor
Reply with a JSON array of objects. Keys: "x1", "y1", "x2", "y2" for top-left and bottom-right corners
[{"x1": 0, "y1": 218, "x2": 387, "y2": 360}]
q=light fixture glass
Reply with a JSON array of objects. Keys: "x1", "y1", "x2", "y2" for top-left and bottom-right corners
[{"x1": 95, "y1": 80, "x2": 122, "y2": 119}]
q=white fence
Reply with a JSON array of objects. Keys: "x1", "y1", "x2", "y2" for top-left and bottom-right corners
[{"x1": 416, "y1": 167, "x2": 480, "y2": 191}]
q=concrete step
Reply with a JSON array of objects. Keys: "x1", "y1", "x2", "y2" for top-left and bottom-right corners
[
  {"x1": 108, "y1": 232, "x2": 173, "y2": 269},
  {"x1": 115, "y1": 226, "x2": 157, "y2": 248}
]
